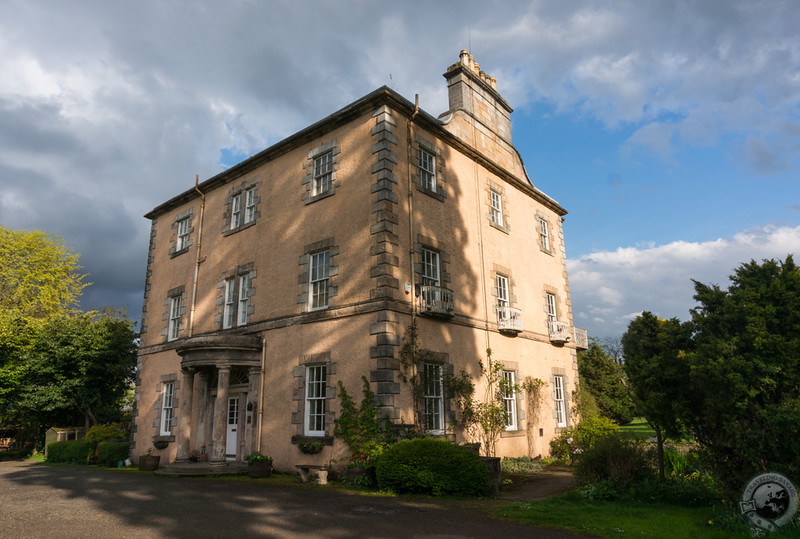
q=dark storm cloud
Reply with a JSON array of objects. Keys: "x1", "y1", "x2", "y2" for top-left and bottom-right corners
[{"x1": 0, "y1": 0, "x2": 797, "y2": 329}]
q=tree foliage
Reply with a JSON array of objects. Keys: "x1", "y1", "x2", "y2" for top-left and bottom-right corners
[
  {"x1": 445, "y1": 349, "x2": 516, "y2": 457},
  {"x1": 0, "y1": 227, "x2": 136, "y2": 445},
  {"x1": 622, "y1": 312, "x2": 692, "y2": 479},
  {"x1": 684, "y1": 256, "x2": 800, "y2": 491},
  {"x1": 14, "y1": 311, "x2": 138, "y2": 428},
  {"x1": 622, "y1": 256, "x2": 800, "y2": 492},
  {"x1": 0, "y1": 226, "x2": 88, "y2": 319},
  {"x1": 577, "y1": 342, "x2": 635, "y2": 425}
]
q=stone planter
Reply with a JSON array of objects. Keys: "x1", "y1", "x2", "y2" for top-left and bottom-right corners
[
  {"x1": 138, "y1": 455, "x2": 160, "y2": 471},
  {"x1": 248, "y1": 461, "x2": 273, "y2": 478},
  {"x1": 481, "y1": 456, "x2": 501, "y2": 495}
]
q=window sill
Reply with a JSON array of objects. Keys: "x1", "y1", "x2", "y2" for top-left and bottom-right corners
[
  {"x1": 223, "y1": 220, "x2": 257, "y2": 237},
  {"x1": 415, "y1": 183, "x2": 446, "y2": 202},
  {"x1": 169, "y1": 247, "x2": 190, "y2": 259},
  {"x1": 303, "y1": 189, "x2": 335, "y2": 205},
  {"x1": 489, "y1": 220, "x2": 510, "y2": 234}
]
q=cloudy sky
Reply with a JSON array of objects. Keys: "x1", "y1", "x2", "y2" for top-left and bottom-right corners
[{"x1": 1, "y1": 0, "x2": 798, "y2": 338}]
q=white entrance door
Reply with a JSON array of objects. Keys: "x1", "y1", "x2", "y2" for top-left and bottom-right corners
[{"x1": 226, "y1": 396, "x2": 239, "y2": 459}]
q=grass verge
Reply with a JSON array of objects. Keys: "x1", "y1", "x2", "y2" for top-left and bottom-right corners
[
  {"x1": 619, "y1": 418, "x2": 656, "y2": 440},
  {"x1": 497, "y1": 491, "x2": 759, "y2": 538}
]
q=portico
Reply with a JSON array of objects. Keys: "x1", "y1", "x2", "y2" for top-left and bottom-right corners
[{"x1": 173, "y1": 335, "x2": 262, "y2": 464}]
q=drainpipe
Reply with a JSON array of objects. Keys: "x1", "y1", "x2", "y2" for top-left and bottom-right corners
[
  {"x1": 188, "y1": 174, "x2": 205, "y2": 337},
  {"x1": 407, "y1": 95, "x2": 420, "y2": 325},
  {"x1": 257, "y1": 337, "x2": 267, "y2": 452}
]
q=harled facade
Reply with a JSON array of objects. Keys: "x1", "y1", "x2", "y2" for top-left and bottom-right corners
[{"x1": 132, "y1": 51, "x2": 588, "y2": 471}]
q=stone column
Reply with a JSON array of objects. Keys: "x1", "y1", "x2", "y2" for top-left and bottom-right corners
[
  {"x1": 211, "y1": 366, "x2": 230, "y2": 463},
  {"x1": 174, "y1": 368, "x2": 195, "y2": 462},
  {"x1": 196, "y1": 371, "x2": 209, "y2": 456},
  {"x1": 245, "y1": 366, "x2": 261, "y2": 456}
]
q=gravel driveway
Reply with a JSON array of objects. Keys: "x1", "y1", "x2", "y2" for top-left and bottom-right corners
[{"x1": 0, "y1": 460, "x2": 593, "y2": 538}]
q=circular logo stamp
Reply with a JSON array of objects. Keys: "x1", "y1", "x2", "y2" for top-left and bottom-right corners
[{"x1": 739, "y1": 473, "x2": 797, "y2": 534}]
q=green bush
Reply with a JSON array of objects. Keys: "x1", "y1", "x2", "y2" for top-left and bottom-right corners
[
  {"x1": 96, "y1": 442, "x2": 130, "y2": 467},
  {"x1": 575, "y1": 434, "x2": 653, "y2": 486},
  {"x1": 550, "y1": 415, "x2": 620, "y2": 460},
  {"x1": 501, "y1": 456, "x2": 543, "y2": 474},
  {"x1": 46, "y1": 441, "x2": 93, "y2": 464},
  {"x1": 376, "y1": 438, "x2": 491, "y2": 497},
  {"x1": 84, "y1": 423, "x2": 125, "y2": 442}
]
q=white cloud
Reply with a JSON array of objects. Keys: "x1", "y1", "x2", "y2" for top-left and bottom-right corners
[{"x1": 569, "y1": 225, "x2": 800, "y2": 337}]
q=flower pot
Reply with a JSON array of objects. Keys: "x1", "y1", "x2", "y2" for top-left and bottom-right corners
[
  {"x1": 248, "y1": 460, "x2": 273, "y2": 478},
  {"x1": 138, "y1": 455, "x2": 160, "y2": 471}
]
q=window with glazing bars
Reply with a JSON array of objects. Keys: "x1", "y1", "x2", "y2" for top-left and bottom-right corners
[
  {"x1": 490, "y1": 189, "x2": 503, "y2": 226},
  {"x1": 421, "y1": 248, "x2": 440, "y2": 287},
  {"x1": 503, "y1": 370, "x2": 518, "y2": 430},
  {"x1": 176, "y1": 217, "x2": 190, "y2": 251},
  {"x1": 244, "y1": 187, "x2": 256, "y2": 224},
  {"x1": 418, "y1": 148, "x2": 436, "y2": 192},
  {"x1": 553, "y1": 374, "x2": 566, "y2": 427},
  {"x1": 309, "y1": 250, "x2": 330, "y2": 309},
  {"x1": 160, "y1": 382, "x2": 174, "y2": 435},
  {"x1": 168, "y1": 296, "x2": 181, "y2": 341},
  {"x1": 422, "y1": 363, "x2": 443, "y2": 433},
  {"x1": 539, "y1": 218, "x2": 551, "y2": 251},
  {"x1": 305, "y1": 365, "x2": 327, "y2": 436},
  {"x1": 313, "y1": 151, "x2": 333, "y2": 196}
]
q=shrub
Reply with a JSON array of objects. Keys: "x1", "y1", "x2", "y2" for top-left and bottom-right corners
[
  {"x1": 376, "y1": 438, "x2": 491, "y2": 497},
  {"x1": 501, "y1": 456, "x2": 543, "y2": 474},
  {"x1": 46, "y1": 441, "x2": 93, "y2": 464},
  {"x1": 96, "y1": 442, "x2": 130, "y2": 467},
  {"x1": 550, "y1": 415, "x2": 620, "y2": 461},
  {"x1": 84, "y1": 423, "x2": 125, "y2": 442},
  {"x1": 575, "y1": 434, "x2": 653, "y2": 486}
]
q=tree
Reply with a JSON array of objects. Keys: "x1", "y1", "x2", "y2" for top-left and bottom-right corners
[
  {"x1": 684, "y1": 256, "x2": 800, "y2": 491},
  {"x1": 0, "y1": 226, "x2": 88, "y2": 319},
  {"x1": 622, "y1": 312, "x2": 692, "y2": 480},
  {"x1": 577, "y1": 341, "x2": 635, "y2": 425},
  {"x1": 446, "y1": 349, "x2": 519, "y2": 457},
  {"x1": 15, "y1": 311, "x2": 138, "y2": 430}
]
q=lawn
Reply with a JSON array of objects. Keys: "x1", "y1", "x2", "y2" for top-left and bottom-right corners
[
  {"x1": 619, "y1": 417, "x2": 656, "y2": 440},
  {"x1": 497, "y1": 491, "x2": 761, "y2": 538}
]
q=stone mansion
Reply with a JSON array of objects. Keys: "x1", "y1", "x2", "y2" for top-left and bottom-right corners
[{"x1": 132, "y1": 51, "x2": 587, "y2": 471}]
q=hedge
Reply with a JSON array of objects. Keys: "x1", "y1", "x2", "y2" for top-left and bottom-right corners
[
  {"x1": 46, "y1": 441, "x2": 93, "y2": 464},
  {"x1": 96, "y1": 442, "x2": 130, "y2": 467}
]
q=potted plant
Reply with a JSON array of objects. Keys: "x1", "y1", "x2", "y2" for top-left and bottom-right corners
[
  {"x1": 198, "y1": 445, "x2": 208, "y2": 461},
  {"x1": 138, "y1": 448, "x2": 160, "y2": 471},
  {"x1": 246, "y1": 452, "x2": 273, "y2": 478},
  {"x1": 297, "y1": 437, "x2": 324, "y2": 455}
]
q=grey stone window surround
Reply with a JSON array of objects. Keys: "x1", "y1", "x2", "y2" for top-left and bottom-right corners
[
  {"x1": 414, "y1": 136, "x2": 446, "y2": 202},
  {"x1": 215, "y1": 262, "x2": 256, "y2": 329},
  {"x1": 535, "y1": 211, "x2": 554, "y2": 256},
  {"x1": 153, "y1": 373, "x2": 178, "y2": 441},
  {"x1": 291, "y1": 352, "x2": 337, "y2": 440},
  {"x1": 417, "y1": 352, "x2": 455, "y2": 435},
  {"x1": 487, "y1": 181, "x2": 510, "y2": 234},
  {"x1": 491, "y1": 264, "x2": 518, "y2": 307},
  {"x1": 543, "y1": 285, "x2": 561, "y2": 328},
  {"x1": 301, "y1": 140, "x2": 341, "y2": 205},
  {"x1": 162, "y1": 285, "x2": 187, "y2": 343},
  {"x1": 412, "y1": 235, "x2": 451, "y2": 286},
  {"x1": 551, "y1": 368, "x2": 571, "y2": 429},
  {"x1": 222, "y1": 180, "x2": 261, "y2": 236},
  {"x1": 497, "y1": 360, "x2": 525, "y2": 437},
  {"x1": 169, "y1": 209, "x2": 194, "y2": 258},
  {"x1": 297, "y1": 238, "x2": 339, "y2": 312}
]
